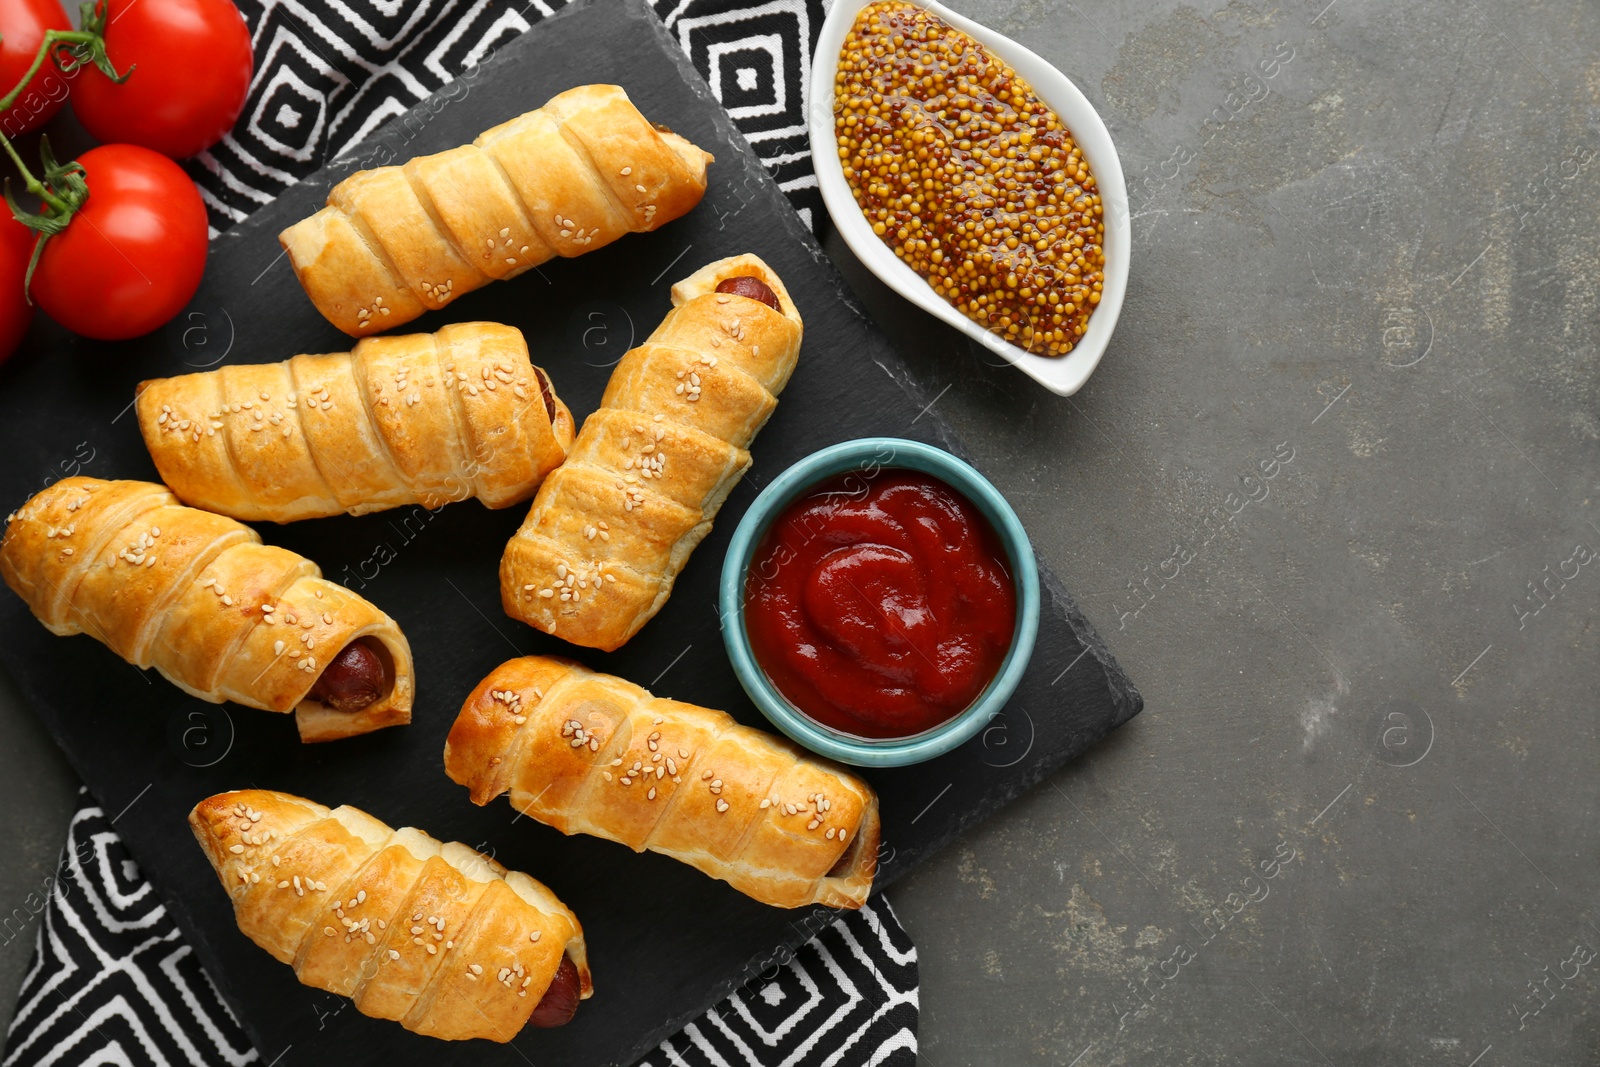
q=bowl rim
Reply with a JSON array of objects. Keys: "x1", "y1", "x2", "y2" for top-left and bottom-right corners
[
  {"x1": 807, "y1": 0, "x2": 1131, "y2": 397},
  {"x1": 718, "y1": 437, "x2": 1041, "y2": 767}
]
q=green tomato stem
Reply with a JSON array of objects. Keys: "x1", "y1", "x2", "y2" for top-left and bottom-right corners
[
  {"x1": 0, "y1": 29, "x2": 99, "y2": 115},
  {"x1": 0, "y1": 136, "x2": 68, "y2": 216}
]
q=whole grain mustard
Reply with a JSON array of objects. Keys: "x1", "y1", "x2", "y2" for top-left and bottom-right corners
[{"x1": 834, "y1": 1, "x2": 1106, "y2": 357}]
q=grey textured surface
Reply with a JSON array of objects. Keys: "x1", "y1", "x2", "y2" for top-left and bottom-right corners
[{"x1": 3, "y1": 0, "x2": 1599, "y2": 1062}]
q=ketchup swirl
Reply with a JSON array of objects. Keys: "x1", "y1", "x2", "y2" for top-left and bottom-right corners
[{"x1": 745, "y1": 470, "x2": 1016, "y2": 738}]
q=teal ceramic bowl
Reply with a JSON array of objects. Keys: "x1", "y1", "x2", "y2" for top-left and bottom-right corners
[{"x1": 719, "y1": 438, "x2": 1040, "y2": 767}]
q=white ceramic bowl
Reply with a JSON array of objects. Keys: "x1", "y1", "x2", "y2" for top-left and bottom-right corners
[{"x1": 808, "y1": 0, "x2": 1130, "y2": 397}]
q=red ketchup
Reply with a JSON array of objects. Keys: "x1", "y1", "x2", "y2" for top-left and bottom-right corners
[{"x1": 744, "y1": 470, "x2": 1016, "y2": 738}]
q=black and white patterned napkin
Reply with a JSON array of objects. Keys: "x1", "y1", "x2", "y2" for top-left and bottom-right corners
[
  {"x1": 193, "y1": 0, "x2": 827, "y2": 235},
  {"x1": 4, "y1": 3, "x2": 920, "y2": 1065},
  {"x1": 5, "y1": 791, "x2": 918, "y2": 1067}
]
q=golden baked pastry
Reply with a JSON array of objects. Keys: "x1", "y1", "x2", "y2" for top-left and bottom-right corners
[
  {"x1": 137, "y1": 322, "x2": 574, "y2": 523},
  {"x1": 279, "y1": 84, "x2": 713, "y2": 336},
  {"x1": 190, "y1": 790, "x2": 590, "y2": 1041},
  {"x1": 0, "y1": 478, "x2": 412, "y2": 741},
  {"x1": 445, "y1": 655, "x2": 878, "y2": 910},
  {"x1": 499, "y1": 254, "x2": 802, "y2": 650}
]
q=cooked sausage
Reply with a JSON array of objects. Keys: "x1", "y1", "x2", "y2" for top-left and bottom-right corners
[
  {"x1": 533, "y1": 365, "x2": 556, "y2": 422},
  {"x1": 529, "y1": 953, "x2": 582, "y2": 1028},
  {"x1": 715, "y1": 275, "x2": 782, "y2": 313},
  {"x1": 308, "y1": 638, "x2": 388, "y2": 712}
]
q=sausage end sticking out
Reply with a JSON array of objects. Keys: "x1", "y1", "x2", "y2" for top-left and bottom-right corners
[
  {"x1": 532, "y1": 365, "x2": 556, "y2": 423},
  {"x1": 308, "y1": 638, "x2": 390, "y2": 712},
  {"x1": 529, "y1": 954, "x2": 582, "y2": 1028},
  {"x1": 827, "y1": 820, "x2": 867, "y2": 878},
  {"x1": 715, "y1": 276, "x2": 782, "y2": 313}
]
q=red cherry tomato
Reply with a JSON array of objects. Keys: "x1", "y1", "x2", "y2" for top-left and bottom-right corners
[
  {"x1": 0, "y1": 212, "x2": 36, "y2": 359},
  {"x1": 0, "y1": 0, "x2": 72, "y2": 137},
  {"x1": 70, "y1": 0, "x2": 252, "y2": 159},
  {"x1": 31, "y1": 144, "x2": 207, "y2": 340}
]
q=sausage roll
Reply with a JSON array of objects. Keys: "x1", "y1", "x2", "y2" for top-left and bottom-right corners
[
  {"x1": 445, "y1": 656, "x2": 878, "y2": 910},
  {"x1": 0, "y1": 478, "x2": 412, "y2": 741},
  {"x1": 279, "y1": 84, "x2": 713, "y2": 336},
  {"x1": 499, "y1": 254, "x2": 802, "y2": 651},
  {"x1": 137, "y1": 322, "x2": 575, "y2": 523},
  {"x1": 190, "y1": 790, "x2": 590, "y2": 1041}
]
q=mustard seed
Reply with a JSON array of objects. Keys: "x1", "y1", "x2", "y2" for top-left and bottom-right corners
[{"x1": 834, "y1": 1, "x2": 1106, "y2": 356}]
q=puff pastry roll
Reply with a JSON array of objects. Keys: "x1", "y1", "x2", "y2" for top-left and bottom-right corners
[
  {"x1": 445, "y1": 656, "x2": 878, "y2": 910},
  {"x1": 280, "y1": 84, "x2": 713, "y2": 336},
  {"x1": 500, "y1": 254, "x2": 802, "y2": 651},
  {"x1": 190, "y1": 790, "x2": 591, "y2": 1041},
  {"x1": 0, "y1": 478, "x2": 412, "y2": 741},
  {"x1": 136, "y1": 322, "x2": 575, "y2": 523}
]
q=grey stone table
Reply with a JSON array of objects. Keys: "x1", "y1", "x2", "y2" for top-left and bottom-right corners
[{"x1": 3, "y1": 0, "x2": 1598, "y2": 1062}]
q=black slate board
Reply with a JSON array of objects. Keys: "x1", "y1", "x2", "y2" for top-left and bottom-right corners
[{"x1": 0, "y1": 2, "x2": 1141, "y2": 1063}]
